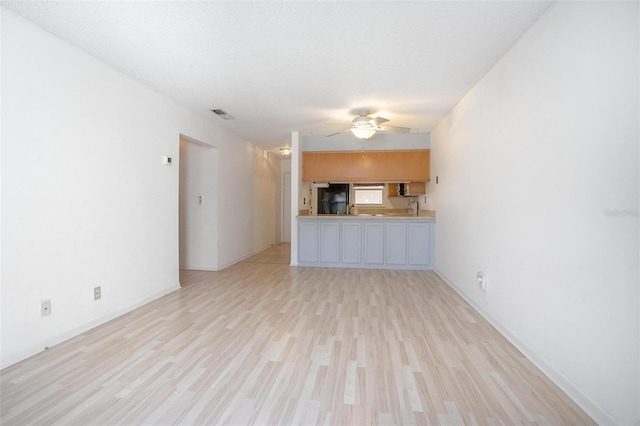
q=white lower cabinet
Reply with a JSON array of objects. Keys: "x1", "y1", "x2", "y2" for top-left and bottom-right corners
[
  {"x1": 409, "y1": 222, "x2": 432, "y2": 266},
  {"x1": 320, "y1": 222, "x2": 340, "y2": 263},
  {"x1": 341, "y1": 222, "x2": 362, "y2": 263},
  {"x1": 385, "y1": 222, "x2": 407, "y2": 265},
  {"x1": 298, "y1": 222, "x2": 318, "y2": 262},
  {"x1": 298, "y1": 217, "x2": 434, "y2": 270},
  {"x1": 363, "y1": 222, "x2": 384, "y2": 264}
]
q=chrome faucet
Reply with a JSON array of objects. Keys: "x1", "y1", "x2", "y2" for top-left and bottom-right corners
[{"x1": 408, "y1": 199, "x2": 419, "y2": 215}]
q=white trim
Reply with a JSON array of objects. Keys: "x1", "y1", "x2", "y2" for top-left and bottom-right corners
[
  {"x1": 182, "y1": 242, "x2": 282, "y2": 272},
  {"x1": 434, "y1": 269, "x2": 617, "y2": 426},
  {"x1": 216, "y1": 243, "x2": 278, "y2": 271},
  {"x1": 179, "y1": 266, "x2": 217, "y2": 272}
]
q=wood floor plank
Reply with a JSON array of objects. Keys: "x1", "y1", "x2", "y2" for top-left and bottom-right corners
[{"x1": 1, "y1": 243, "x2": 595, "y2": 425}]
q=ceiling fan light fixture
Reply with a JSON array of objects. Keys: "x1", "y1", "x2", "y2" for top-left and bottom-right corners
[
  {"x1": 351, "y1": 127, "x2": 376, "y2": 140},
  {"x1": 280, "y1": 147, "x2": 291, "y2": 156}
]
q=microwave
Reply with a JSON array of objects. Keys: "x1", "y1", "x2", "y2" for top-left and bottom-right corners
[{"x1": 317, "y1": 183, "x2": 349, "y2": 215}]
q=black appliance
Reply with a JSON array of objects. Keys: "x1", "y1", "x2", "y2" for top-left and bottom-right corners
[{"x1": 318, "y1": 184, "x2": 349, "y2": 215}]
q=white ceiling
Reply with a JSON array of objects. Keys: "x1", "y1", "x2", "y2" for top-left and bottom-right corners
[{"x1": 2, "y1": 1, "x2": 553, "y2": 149}]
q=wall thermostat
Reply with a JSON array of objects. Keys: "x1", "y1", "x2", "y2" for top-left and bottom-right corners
[{"x1": 163, "y1": 156, "x2": 172, "y2": 165}]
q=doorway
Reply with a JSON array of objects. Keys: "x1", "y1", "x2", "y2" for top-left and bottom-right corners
[{"x1": 179, "y1": 136, "x2": 218, "y2": 272}]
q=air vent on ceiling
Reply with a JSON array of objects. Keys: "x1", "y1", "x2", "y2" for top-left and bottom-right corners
[{"x1": 211, "y1": 109, "x2": 235, "y2": 120}]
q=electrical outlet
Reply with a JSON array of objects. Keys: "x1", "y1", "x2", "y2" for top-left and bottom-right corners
[
  {"x1": 94, "y1": 286, "x2": 101, "y2": 300},
  {"x1": 41, "y1": 299, "x2": 51, "y2": 316}
]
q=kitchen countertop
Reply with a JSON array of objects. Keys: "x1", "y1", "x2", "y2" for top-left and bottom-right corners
[{"x1": 298, "y1": 210, "x2": 436, "y2": 220}]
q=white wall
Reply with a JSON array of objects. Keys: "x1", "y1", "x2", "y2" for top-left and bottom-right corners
[
  {"x1": 1, "y1": 9, "x2": 281, "y2": 368},
  {"x1": 0, "y1": 7, "x2": 4, "y2": 351},
  {"x1": 290, "y1": 132, "x2": 300, "y2": 265},
  {"x1": 209, "y1": 135, "x2": 281, "y2": 271},
  {"x1": 240, "y1": 147, "x2": 281, "y2": 265},
  {"x1": 302, "y1": 132, "x2": 429, "y2": 152},
  {"x1": 428, "y1": 2, "x2": 639, "y2": 424}
]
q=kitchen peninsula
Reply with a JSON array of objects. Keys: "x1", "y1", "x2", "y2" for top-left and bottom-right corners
[
  {"x1": 297, "y1": 210, "x2": 435, "y2": 270},
  {"x1": 298, "y1": 147, "x2": 434, "y2": 270}
]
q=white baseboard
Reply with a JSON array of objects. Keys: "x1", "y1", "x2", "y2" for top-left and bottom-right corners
[
  {"x1": 1, "y1": 283, "x2": 181, "y2": 370},
  {"x1": 434, "y1": 269, "x2": 617, "y2": 426},
  {"x1": 179, "y1": 265, "x2": 217, "y2": 271},
  {"x1": 217, "y1": 243, "x2": 278, "y2": 271}
]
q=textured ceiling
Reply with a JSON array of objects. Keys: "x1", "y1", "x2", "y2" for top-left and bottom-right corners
[{"x1": 2, "y1": 1, "x2": 553, "y2": 149}]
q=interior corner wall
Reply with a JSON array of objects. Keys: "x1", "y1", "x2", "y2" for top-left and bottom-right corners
[
  {"x1": 250, "y1": 147, "x2": 282, "y2": 260},
  {"x1": 428, "y1": 2, "x2": 639, "y2": 424},
  {"x1": 0, "y1": 9, "x2": 281, "y2": 368},
  {"x1": 214, "y1": 144, "x2": 281, "y2": 271}
]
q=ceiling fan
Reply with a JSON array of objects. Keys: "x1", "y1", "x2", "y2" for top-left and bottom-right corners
[{"x1": 328, "y1": 110, "x2": 411, "y2": 140}]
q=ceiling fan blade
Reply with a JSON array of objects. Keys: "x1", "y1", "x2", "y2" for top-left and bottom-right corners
[
  {"x1": 376, "y1": 125, "x2": 411, "y2": 133},
  {"x1": 326, "y1": 130, "x2": 349, "y2": 137},
  {"x1": 369, "y1": 116, "x2": 389, "y2": 126}
]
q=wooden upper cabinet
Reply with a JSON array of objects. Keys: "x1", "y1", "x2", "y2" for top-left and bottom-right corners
[
  {"x1": 302, "y1": 150, "x2": 430, "y2": 182},
  {"x1": 405, "y1": 182, "x2": 426, "y2": 196},
  {"x1": 387, "y1": 182, "x2": 426, "y2": 197},
  {"x1": 388, "y1": 183, "x2": 398, "y2": 197}
]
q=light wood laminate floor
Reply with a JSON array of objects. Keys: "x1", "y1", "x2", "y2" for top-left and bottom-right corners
[{"x1": 1, "y1": 244, "x2": 593, "y2": 425}]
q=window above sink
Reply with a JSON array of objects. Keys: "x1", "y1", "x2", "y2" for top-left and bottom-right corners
[{"x1": 353, "y1": 184, "x2": 384, "y2": 205}]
